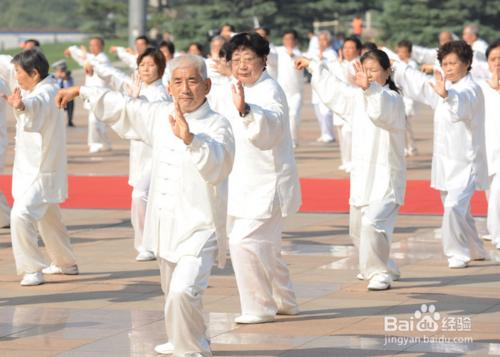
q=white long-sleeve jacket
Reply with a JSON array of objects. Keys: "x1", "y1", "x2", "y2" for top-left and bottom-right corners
[
  {"x1": 478, "y1": 80, "x2": 500, "y2": 177},
  {"x1": 115, "y1": 47, "x2": 138, "y2": 70},
  {"x1": 0, "y1": 79, "x2": 8, "y2": 172},
  {"x1": 309, "y1": 60, "x2": 407, "y2": 206},
  {"x1": 393, "y1": 62, "x2": 488, "y2": 191},
  {"x1": 218, "y1": 71, "x2": 301, "y2": 219},
  {"x1": 276, "y1": 46, "x2": 304, "y2": 96},
  {"x1": 80, "y1": 87, "x2": 235, "y2": 267},
  {"x1": 0, "y1": 58, "x2": 67, "y2": 203},
  {"x1": 306, "y1": 47, "x2": 338, "y2": 105},
  {"x1": 90, "y1": 61, "x2": 170, "y2": 185}
]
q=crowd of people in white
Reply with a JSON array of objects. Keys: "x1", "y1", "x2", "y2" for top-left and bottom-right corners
[{"x1": 0, "y1": 20, "x2": 499, "y2": 357}]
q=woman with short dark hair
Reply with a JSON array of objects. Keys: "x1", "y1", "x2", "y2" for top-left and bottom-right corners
[
  {"x1": 0, "y1": 49, "x2": 77, "y2": 286},
  {"x1": 221, "y1": 32, "x2": 301, "y2": 324},
  {"x1": 393, "y1": 40, "x2": 489, "y2": 268},
  {"x1": 85, "y1": 46, "x2": 170, "y2": 262}
]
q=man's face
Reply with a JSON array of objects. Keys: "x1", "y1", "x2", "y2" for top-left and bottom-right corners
[
  {"x1": 230, "y1": 47, "x2": 265, "y2": 86},
  {"x1": 319, "y1": 34, "x2": 330, "y2": 51},
  {"x1": 168, "y1": 65, "x2": 211, "y2": 113},
  {"x1": 89, "y1": 39, "x2": 102, "y2": 55},
  {"x1": 221, "y1": 26, "x2": 233, "y2": 40},
  {"x1": 462, "y1": 27, "x2": 476, "y2": 46},
  {"x1": 210, "y1": 39, "x2": 224, "y2": 58},
  {"x1": 342, "y1": 40, "x2": 359, "y2": 61},
  {"x1": 439, "y1": 32, "x2": 453, "y2": 46},
  {"x1": 135, "y1": 39, "x2": 148, "y2": 55},
  {"x1": 282, "y1": 33, "x2": 296, "y2": 49},
  {"x1": 441, "y1": 52, "x2": 469, "y2": 83},
  {"x1": 487, "y1": 47, "x2": 500, "y2": 77},
  {"x1": 396, "y1": 46, "x2": 411, "y2": 61}
]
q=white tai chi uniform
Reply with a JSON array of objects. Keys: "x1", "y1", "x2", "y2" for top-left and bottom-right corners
[
  {"x1": 90, "y1": 61, "x2": 170, "y2": 254},
  {"x1": 266, "y1": 43, "x2": 278, "y2": 80},
  {"x1": 67, "y1": 46, "x2": 112, "y2": 152},
  {"x1": 115, "y1": 46, "x2": 138, "y2": 70},
  {"x1": 0, "y1": 79, "x2": 11, "y2": 227},
  {"x1": 306, "y1": 47, "x2": 337, "y2": 142},
  {"x1": 0, "y1": 57, "x2": 76, "y2": 274},
  {"x1": 479, "y1": 80, "x2": 500, "y2": 247},
  {"x1": 205, "y1": 57, "x2": 230, "y2": 115},
  {"x1": 276, "y1": 46, "x2": 304, "y2": 147},
  {"x1": 219, "y1": 71, "x2": 301, "y2": 318},
  {"x1": 80, "y1": 86, "x2": 234, "y2": 357},
  {"x1": 309, "y1": 59, "x2": 406, "y2": 285},
  {"x1": 393, "y1": 63, "x2": 488, "y2": 265},
  {"x1": 401, "y1": 60, "x2": 420, "y2": 155}
]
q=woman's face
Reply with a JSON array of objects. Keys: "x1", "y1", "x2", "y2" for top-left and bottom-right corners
[
  {"x1": 230, "y1": 47, "x2": 265, "y2": 86},
  {"x1": 487, "y1": 46, "x2": 500, "y2": 77},
  {"x1": 362, "y1": 58, "x2": 389, "y2": 86},
  {"x1": 441, "y1": 52, "x2": 469, "y2": 83},
  {"x1": 14, "y1": 64, "x2": 40, "y2": 90},
  {"x1": 138, "y1": 56, "x2": 160, "y2": 84}
]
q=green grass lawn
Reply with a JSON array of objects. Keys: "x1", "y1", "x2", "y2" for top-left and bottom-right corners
[{"x1": 3, "y1": 39, "x2": 129, "y2": 71}]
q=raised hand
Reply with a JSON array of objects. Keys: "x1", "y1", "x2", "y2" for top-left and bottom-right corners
[
  {"x1": 294, "y1": 57, "x2": 311, "y2": 70},
  {"x1": 83, "y1": 63, "x2": 94, "y2": 76},
  {"x1": 126, "y1": 71, "x2": 142, "y2": 98},
  {"x1": 211, "y1": 59, "x2": 231, "y2": 77},
  {"x1": 1, "y1": 88, "x2": 25, "y2": 110},
  {"x1": 63, "y1": 48, "x2": 71, "y2": 58},
  {"x1": 231, "y1": 80, "x2": 246, "y2": 114},
  {"x1": 353, "y1": 60, "x2": 369, "y2": 90},
  {"x1": 487, "y1": 69, "x2": 500, "y2": 91},
  {"x1": 169, "y1": 101, "x2": 193, "y2": 145},
  {"x1": 55, "y1": 86, "x2": 81, "y2": 109},
  {"x1": 109, "y1": 46, "x2": 118, "y2": 54},
  {"x1": 429, "y1": 70, "x2": 448, "y2": 98},
  {"x1": 338, "y1": 48, "x2": 343, "y2": 63}
]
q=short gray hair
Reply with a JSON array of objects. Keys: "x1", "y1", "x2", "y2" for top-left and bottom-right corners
[
  {"x1": 167, "y1": 54, "x2": 208, "y2": 81},
  {"x1": 318, "y1": 30, "x2": 331, "y2": 41},
  {"x1": 464, "y1": 23, "x2": 479, "y2": 36}
]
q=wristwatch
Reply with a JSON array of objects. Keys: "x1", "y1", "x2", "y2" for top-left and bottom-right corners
[{"x1": 239, "y1": 103, "x2": 250, "y2": 118}]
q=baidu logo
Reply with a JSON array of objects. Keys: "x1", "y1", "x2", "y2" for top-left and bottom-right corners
[{"x1": 385, "y1": 304, "x2": 441, "y2": 332}]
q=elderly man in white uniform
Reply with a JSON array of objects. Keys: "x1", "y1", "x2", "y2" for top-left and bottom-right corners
[
  {"x1": 220, "y1": 32, "x2": 301, "y2": 324},
  {"x1": 393, "y1": 40, "x2": 489, "y2": 268},
  {"x1": 0, "y1": 79, "x2": 11, "y2": 227},
  {"x1": 276, "y1": 30, "x2": 304, "y2": 148},
  {"x1": 0, "y1": 49, "x2": 77, "y2": 286},
  {"x1": 297, "y1": 48, "x2": 406, "y2": 290},
  {"x1": 57, "y1": 55, "x2": 235, "y2": 357},
  {"x1": 478, "y1": 40, "x2": 500, "y2": 249},
  {"x1": 86, "y1": 47, "x2": 170, "y2": 262},
  {"x1": 307, "y1": 30, "x2": 337, "y2": 143},
  {"x1": 65, "y1": 37, "x2": 113, "y2": 153}
]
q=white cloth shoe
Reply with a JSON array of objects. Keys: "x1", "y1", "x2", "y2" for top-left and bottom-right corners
[
  {"x1": 277, "y1": 306, "x2": 300, "y2": 315},
  {"x1": 481, "y1": 234, "x2": 492, "y2": 241},
  {"x1": 42, "y1": 264, "x2": 79, "y2": 275},
  {"x1": 135, "y1": 250, "x2": 156, "y2": 261},
  {"x1": 234, "y1": 314, "x2": 275, "y2": 324},
  {"x1": 448, "y1": 257, "x2": 468, "y2": 269},
  {"x1": 154, "y1": 341, "x2": 174, "y2": 355},
  {"x1": 20, "y1": 272, "x2": 44, "y2": 286},
  {"x1": 367, "y1": 274, "x2": 391, "y2": 291}
]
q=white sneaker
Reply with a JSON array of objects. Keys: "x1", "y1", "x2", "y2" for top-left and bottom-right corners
[
  {"x1": 277, "y1": 305, "x2": 300, "y2": 315},
  {"x1": 448, "y1": 257, "x2": 468, "y2": 269},
  {"x1": 136, "y1": 251, "x2": 156, "y2": 261},
  {"x1": 367, "y1": 274, "x2": 391, "y2": 291},
  {"x1": 21, "y1": 272, "x2": 44, "y2": 286},
  {"x1": 356, "y1": 273, "x2": 364, "y2": 280},
  {"x1": 482, "y1": 234, "x2": 492, "y2": 241},
  {"x1": 234, "y1": 314, "x2": 275, "y2": 324},
  {"x1": 42, "y1": 264, "x2": 79, "y2": 275},
  {"x1": 154, "y1": 341, "x2": 174, "y2": 355}
]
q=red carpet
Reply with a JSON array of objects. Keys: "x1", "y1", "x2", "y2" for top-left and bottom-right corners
[{"x1": 0, "y1": 176, "x2": 488, "y2": 216}]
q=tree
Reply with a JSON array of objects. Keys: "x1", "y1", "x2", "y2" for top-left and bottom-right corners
[{"x1": 77, "y1": 0, "x2": 128, "y2": 38}]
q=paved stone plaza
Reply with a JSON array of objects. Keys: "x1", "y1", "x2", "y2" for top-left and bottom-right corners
[{"x1": 0, "y1": 72, "x2": 499, "y2": 356}]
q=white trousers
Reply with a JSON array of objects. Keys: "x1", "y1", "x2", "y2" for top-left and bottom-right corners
[
  {"x1": 313, "y1": 102, "x2": 334, "y2": 141},
  {"x1": 0, "y1": 191, "x2": 10, "y2": 227},
  {"x1": 335, "y1": 122, "x2": 352, "y2": 168},
  {"x1": 88, "y1": 111, "x2": 111, "y2": 151},
  {"x1": 228, "y1": 205, "x2": 297, "y2": 317},
  {"x1": 440, "y1": 176, "x2": 487, "y2": 263},
  {"x1": 159, "y1": 237, "x2": 216, "y2": 357},
  {"x1": 285, "y1": 92, "x2": 303, "y2": 144},
  {"x1": 11, "y1": 193, "x2": 76, "y2": 275},
  {"x1": 131, "y1": 170, "x2": 151, "y2": 252},
  {"x1": 349, "y1": 200, "x2": 399, "y2": 281},
  {"x1": 486, "y1": 173, "x2": 500, "y2": 244},
  {"x1": 405, "y1": 116, "x2": 417, "y2": 152}
]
